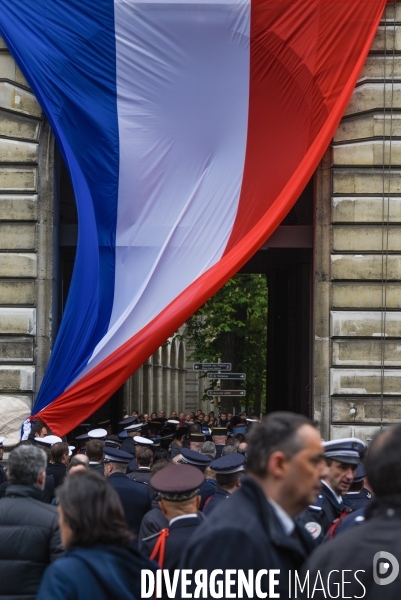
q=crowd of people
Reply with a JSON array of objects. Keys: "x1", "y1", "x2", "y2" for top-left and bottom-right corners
[{"x1": 0, "y1": 409, "x2": 401, "y2": 599}]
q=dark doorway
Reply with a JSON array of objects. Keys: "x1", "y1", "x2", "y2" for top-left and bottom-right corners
[{"x1": 239, "y1": 179, "x2": 314, "y2": 417}]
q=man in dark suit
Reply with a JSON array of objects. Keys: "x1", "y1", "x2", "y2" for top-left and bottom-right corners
[
  {"x1": 103, "y1": 447, "x2": 150, "y2": 535},
  {"x1": 86, "y1": 439, "x2": 105, "y2": 474},
  {"x1": 46, "y1": 442, "x2": 69, "y2": 489},
  {"x1": 179, "y1": 412, "x2": 327, "y2": 599},
  {"x1": 141, "y1": 463, "x2": 206, "y2": 572},
  {"x1": 127, "y1": 446, "x2": 153, "y2": 483}
]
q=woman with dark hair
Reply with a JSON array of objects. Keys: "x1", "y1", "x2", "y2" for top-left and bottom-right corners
[{"x1": 37, "y1": 471, "x2": 154, "y2": 600}]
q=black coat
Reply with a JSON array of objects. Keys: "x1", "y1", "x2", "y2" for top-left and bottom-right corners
[
  {"x1": 89, "y1": 462, "x2": 104, "y2": 474},
  {"x1": 108, "y1": 472, "x2": 150, "y2": 535},
  {"x1": 46, "y1": 462, "x2": 67, "y2": 489},
  {"x1": 296, "y1": 482, "x2": 354, "y2": 543},
  {"x1": 0, "y1": 485, "x2": 64, "y2": 600},
  {"x1": 179, "y1": 477, "x2": 315, "y2": 598},
  {"x1": 302, "y1": 496, "x2": 401, "y2": 599},
  {"x1": 203, "y1": 486, "x2": 230, "y2": 515},
  {"x1": 0, "y1": 475, "x2": 54, "y2": 503}
]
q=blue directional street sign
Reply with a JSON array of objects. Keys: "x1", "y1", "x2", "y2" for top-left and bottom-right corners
[
  {"x1": 193, "y1": 363, "x2": 231, "y2": 371},
  {"x1": 207, "y1": 373, "x2": 246, "y2": 380},
  {"x1": 207, "y1": 390, "x2": 246, "y2": 397}
]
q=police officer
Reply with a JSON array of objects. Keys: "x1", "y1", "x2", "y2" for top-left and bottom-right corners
[
  {"x1": 326, "y1": 464, "x2": 372, "y2": 539},
  {"x1": 103, "y1": 446, "x2": 150, "y2": 535},
  {"x1": 344, "y1": 462, "x2": 372, "y2": 510},
  {"x1": 140, "y1": 463, "x2": 205, "y2": 573},
  {"x1": 180, "y1": 448, "x2": 215, "y2": 509},
  {"x1": 296, "y1": 437, "x2": 366, "y2": 543},
  {"x1": 203, "y1": 453, "x2": 244, "y2": 515}
]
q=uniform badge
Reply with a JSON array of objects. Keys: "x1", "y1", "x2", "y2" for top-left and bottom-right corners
[{"x1": 305, "y1": 521, "x2": 322, "y2": 539}]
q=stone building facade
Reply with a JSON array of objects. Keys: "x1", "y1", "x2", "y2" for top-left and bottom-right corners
[
  {"x1": 314, "y1": 3, "x2": 401, "y2": 441},
  {"x1": 0, "y1": 4, "x2": 399, "y2": 443}
]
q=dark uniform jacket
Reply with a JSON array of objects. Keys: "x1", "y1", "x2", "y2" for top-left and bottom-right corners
[
  {"x1": 302, "y1": 496, "x2": 401, "y2": 599},
  {"x1": 344, "y1": 487, "x2": 372, "y2": 511},
  {"x1": 138, "y1": 499, "x2": 169, "y2": 550},
  {"x1": 127, "y1": 467, "x2": 152, "y2": 484},
  {"x1": 46, "y1": 462, "x2": 67, "y2": 489},
  {"x1": 296, "y1": 481, "x2": 354, "y2": 543},
  {"x1": 179, "y1": 477, "x2": 315, "y2": 598},
  {"x1": 203, "y1": 486, "x2": 230, "y2": 515},
  {"x1": 199, "y1": 478, "x2": 217, "y2": 510},
  {"x1": 141, "y1": 514, "x2": 205, "y2": 568},
  {"x1": 327, "y1": 506, "x2": 366, "y2": 538},
  {"x1": 0, "y1": 485, "x2": 64, "y2": 600},
  {"x1": 108, "y1": 472, "x2": 150, "y2": 535}
]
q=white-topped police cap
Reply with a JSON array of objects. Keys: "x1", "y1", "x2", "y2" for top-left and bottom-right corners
[
  {"x1": 133, "y1": 436, "x2": 154, "y2": 447},
  {"x1": 323, "y1": 437, "x2": 366, "y2": 465},
  {"x1": 103, "y1": 447, "x2": 134, "y2": 464},
  {"x1": 35, "y1": 435, "x2": 63, "y2": 447},
  {"x1": 210, "y1": 453, "x2": 246, "y2": 474},
  {"x1": 0, "y1": 436, "x2": 4, "y2": 447},
  {"x1": 124, "y1": 422, "x2": 144, "y2": 431},
  {"x1": 88, "y1": 428, "x2": 107, "y2": 439}
]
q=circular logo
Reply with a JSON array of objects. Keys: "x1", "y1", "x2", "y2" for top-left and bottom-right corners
[{"x1": 305, "y1": 521, "x2": 322, "y2": 539}]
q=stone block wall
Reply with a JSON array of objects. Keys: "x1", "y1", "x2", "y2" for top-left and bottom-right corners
[
  {"x1": 0, "y1": 38, "x2": 54, "y2": 445},
  {"x1": 314, "y1": 4, "x2": 401, "y2": 441}
]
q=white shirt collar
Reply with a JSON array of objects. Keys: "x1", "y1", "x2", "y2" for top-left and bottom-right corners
[
  {"x1": 267, "y1": 497, "x2": 295, "y2": 535},
  {"x1": 169, "y1": 514, "x2": 198, "y2": 526},
  {"x1": 322, "y1": 480, "x2": 343, "y2": 504}
]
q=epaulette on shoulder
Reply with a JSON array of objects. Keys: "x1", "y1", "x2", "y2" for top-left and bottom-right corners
[
  {"x1": 308, "y1": 494, "x2": 325, "y2": 511},
  {"x1": 141, "y1": 531, "x2": 164, "y2": 543}
]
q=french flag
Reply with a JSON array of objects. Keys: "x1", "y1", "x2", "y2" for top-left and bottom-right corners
[{"x1": 0, "y1": 0, "x2": 386, "y2": 435}]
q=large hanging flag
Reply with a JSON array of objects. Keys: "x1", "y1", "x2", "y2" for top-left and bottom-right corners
[{"x1": 0, "y1": 0, "x2": 387, "y2": 435}]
